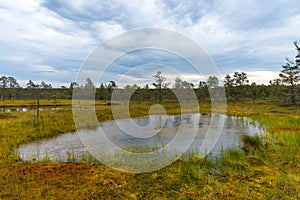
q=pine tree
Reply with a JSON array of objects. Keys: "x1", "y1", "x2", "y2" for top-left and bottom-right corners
[{"x1": 279, "y1": 41, "x2": 300, "y2": 105}]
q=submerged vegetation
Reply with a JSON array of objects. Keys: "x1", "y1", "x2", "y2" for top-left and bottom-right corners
[{"x1": 0, "y1": 100, "x2": 299, "y2": 199}]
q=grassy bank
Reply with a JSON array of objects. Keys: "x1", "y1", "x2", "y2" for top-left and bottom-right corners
[
  {"x1": 0, "y1": 100, "x2": 299, "y2": 199},
  {"x1": 0, "y1": 99, "x2": 113, "y2": 108}
]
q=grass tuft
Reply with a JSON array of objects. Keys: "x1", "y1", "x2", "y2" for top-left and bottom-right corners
[{"x1": 242, "y1": 135, "x2": 263, "y2": 152}]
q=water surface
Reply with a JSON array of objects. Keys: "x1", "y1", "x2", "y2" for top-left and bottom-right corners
[
  {"x1": 0, "y1": 107, "x2": 59, "y2": 113},
  {"x1": 19, "y1": 113, "x2": 264, "y2": 162}
]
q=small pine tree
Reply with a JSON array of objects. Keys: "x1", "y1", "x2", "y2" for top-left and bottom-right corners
[{"x1": 279, "y1": 41, "x2": 300, "y2": 105}]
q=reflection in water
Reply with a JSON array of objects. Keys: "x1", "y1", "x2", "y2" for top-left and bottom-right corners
[
  {"x1": 18, "y1": 113, "x2": 265, "y2": 162},
  {"x1": 0, "y1": 107, "x2": 59, "y2": 113}
]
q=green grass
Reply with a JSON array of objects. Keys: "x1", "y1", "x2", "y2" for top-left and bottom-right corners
[
  {"x1": 0, "y1": 100, "x2": 299, "y2": 199},
  {"x1": 0, "y1": 99, "x2": 112, "y2": 108},
  {"x1": 241, "y1": 135, "x2": 263, "y2": 152}
]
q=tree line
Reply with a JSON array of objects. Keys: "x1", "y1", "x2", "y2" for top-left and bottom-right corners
[{"x1": 1, "y1": 41, "x2": 299, "y2": 105}]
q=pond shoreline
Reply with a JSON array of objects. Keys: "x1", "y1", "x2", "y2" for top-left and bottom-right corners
[
  {"x1": 1, "y1": 100, "x2": 299, "y2": 199},
  {"x1": 18, "y1": 112, "x2": 264, "y2": 164}
]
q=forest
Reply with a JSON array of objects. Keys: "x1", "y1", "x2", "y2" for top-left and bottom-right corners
[
  {"x1": 1, "y1": 41, "x2": 299, "y2": 104},
  {"x1": 1, "y1": 70, "x2": 299, "y2": 104},
  {"x1": 0, "y1": 40, "x2": 300, "y2": 200}
]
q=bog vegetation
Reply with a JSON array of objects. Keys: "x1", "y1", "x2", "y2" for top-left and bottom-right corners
[
  {"x1": 0, "y1": 41, "x2": 299, "y2": 199},
  {"x1": 0, "y1": 100, "x2": 299, "y2": 199}
]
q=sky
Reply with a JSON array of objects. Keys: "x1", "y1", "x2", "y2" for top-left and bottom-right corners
[{"x1": 0, "y1": 0, "x2": 300, "y2": 88}]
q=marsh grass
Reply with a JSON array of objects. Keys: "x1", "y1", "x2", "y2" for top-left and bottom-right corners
[
  {"x1": 0, "y1": 100, "x2": 299, "y2": 199},
  {"x1": 242, "y1": 135, "x2": 263, "y2": 152}
]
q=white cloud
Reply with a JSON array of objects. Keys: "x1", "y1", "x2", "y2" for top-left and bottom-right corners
[
  {"x1": 30, "y1": 65, "x2": 58, "y2": 72},
  {"x1": 243, "y1": 70, "x2": 279, "y2": 85},
  {"x1": 18, "y1": 79, "x2": 69, "y2": 88},
  {"x1": 92, "y1": 22, "x2": 126, "y2": 41},
  {"x1": 0, "y1": 0, "x2": 299, "y2": 87},
  {"x1": 0, "y1": 0, "x2": 95, "y2": 63}
]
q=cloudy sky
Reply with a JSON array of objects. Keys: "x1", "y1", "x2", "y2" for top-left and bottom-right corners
[{"x1": 0, "y1": 0, "x2": 300, "y2": 87}]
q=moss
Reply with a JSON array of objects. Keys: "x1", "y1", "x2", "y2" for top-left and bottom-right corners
[{"x1": 0, "y1": 100, "x2": 299, "y2": 199}]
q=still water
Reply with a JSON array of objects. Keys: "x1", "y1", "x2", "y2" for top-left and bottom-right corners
[
  {"x1": 19, "y1": 113, "x2": 265, "y2": 162},
  {"x1": 0, "y1": 107, "x2": 59, "y2": 112}
]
